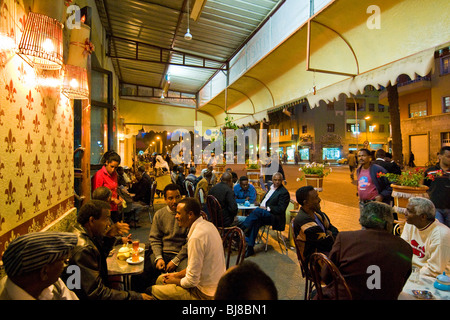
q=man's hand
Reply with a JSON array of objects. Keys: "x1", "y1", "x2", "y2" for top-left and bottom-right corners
[
  {"x1": 155, "y1": 259, "x2": 166, "y2": 270},
  {"x1": 162, "y1": 272, "x2": 181, "y2": 286},
  {"x1": 165, "y1": 261, "x2": 177, "y2": 273},
  {"x1": 141, "y1": 293, "x2": 154, "y2": 300},
  {"x1": 107, "y1": 222, "x2": 130, "y2": 237},
  {"x1": 374, "y1": 195, "x2": 383, "y2": 202}
]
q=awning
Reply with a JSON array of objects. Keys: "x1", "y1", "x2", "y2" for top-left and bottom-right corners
[{"x1": 306, "y1": 47, "x2": 435, "y2": 107}]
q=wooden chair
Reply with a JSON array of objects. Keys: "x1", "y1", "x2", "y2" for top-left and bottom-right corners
[
  {"x1": 222, "y1": 226, "x2": 246, "y2": 269},
  {"x1": 308, "y1": 252, "x2": 352, "y2": 300},
  {"x1": 206, "y1": 195, "x2": 223, "y2": 229},
  {"x1": 200, "y1": 210, "x2": 209, "y2": 221},
  {"x1": 185, "y1": 180, "x2": 195, "y2": 197},
  {"x1": 206, "y1": 195, "x2": 232, "y2": 236},
  {"x1": 291, "y1": 219, "x2": 314, "y2": 300}
]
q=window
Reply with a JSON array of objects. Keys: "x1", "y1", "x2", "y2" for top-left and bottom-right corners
[
  {"x1": 302, "y1": 125, "x2": 307, "y2": 133},
  {"x1": 327, "y1": 124, "x2": 335, "y2": 132},
  {"x1": 443, "y1": 96, "x2": 450, "y2": 113},
  {"x1": 378, "y1": 104, "x2": 385, "y2": 112},
  {"x1": 285, "y1": 129, "x2": 289, "y2": 136},
  {"x1": 442, "y1": 132, "x2": 450, "y2": 145},
  {"x1": 369, "y1": 103, "x2": 375, "y2": 112},
  {"x1": 302, "y1": 105, "x2": 307, "y2": 112},
  {"x1": 440, "y1": 56, "x2": 449, "y2": 75},
  {"x1": 291, "y1": 128, "x2": 295, "y2": 135},
  {"x1": 90, "y1": 67, "x2": 113, "y2": 165},
  {"x1": 379, "y1": 124, "x2": 385, "y2": 133},
  {"x1": 346, "y1": 123, "x2": 353, "y2": 132},
  {"x1": 409, "y1": 101, "x2": 427, "y2": 118},
  {"x1": 327, "y1": 102, "x2": 334, "y2": 110}
]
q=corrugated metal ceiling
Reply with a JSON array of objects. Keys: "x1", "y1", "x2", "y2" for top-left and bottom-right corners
[{"x1": 94, "y1": 0, "x2": 282, "y2": 94}]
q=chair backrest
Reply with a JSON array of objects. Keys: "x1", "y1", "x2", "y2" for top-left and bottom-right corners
[
  {"x1": 149, "y1": 181, "x2": 157, "y2": 205},
  {"x1": 206, "y1": 195, "x2": 223, "y2": 229},
  {"x1": 185, "y1": 180, "x2": 195, "y2": 197},
  {"x1": 200, "y1": 210, "x2": 209, "y2": 221},
  {"x1": 222, "y1": 226, "x2": 246, "y2": 269},
  {"x1": 291, "y1": 219, "x2": 310, "y2": 279},
  {"x1": 308, "y1": 252, "x2": 352, "y2": 300},
  {"x1": 197, "y1": 188, "x2": 205, "y2": 204}
]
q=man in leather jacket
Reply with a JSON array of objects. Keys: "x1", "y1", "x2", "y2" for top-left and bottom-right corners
[{"x1": 64, "y1": 200, "x2": 152, "y2": 300}]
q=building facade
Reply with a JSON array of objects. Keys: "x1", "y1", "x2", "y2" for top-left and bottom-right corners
[{"x1": 379, "y1": 47, "x2": 450, "y2": 166}]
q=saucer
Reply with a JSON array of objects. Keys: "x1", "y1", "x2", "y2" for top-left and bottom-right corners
[{"x1": 126, "y1": 256, "x2": 144, "y2": 264}]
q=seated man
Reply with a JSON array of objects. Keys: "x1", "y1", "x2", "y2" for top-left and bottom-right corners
[
  {"x1": 234, "y1": 176, "x2": 257, "y2": 204},
  {"x1": 208, "y1": 172, "x2": 238, "y2": 227},
  {"x1": 1, "y1": 232, "x2": 79, "y2": 300},
  {"x1": 151, "y1": 198, "x2": 226, "y2": 300},
  {"x1": 194, "y1": 169, "x2": 212, "y2": 201},
  {"x1": 132, "y1": 184, "x2": 188, "y2": 291},
  {"x1": 293, "y1": 185, "x2": 339, "y2": 263},
  {"x1": 401, "y1": 197, "x2": 450, "y2": 277},
  {"x1": 325, "y1": 202, "x2": 413, "y2": 300},
  {"x1": 65, "y1": 200, "x2": 152, "y2": 300},
  {"x1": 128, "y1": 166, "x2": 153, "y2": 205},
  {"x1": 240, "y1": 172, "x2": 290, "y2": 257}
]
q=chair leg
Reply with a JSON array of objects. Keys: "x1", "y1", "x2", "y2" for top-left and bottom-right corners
[{"x1": 277, "y1": 231, "x2": 288, "y2": 254}]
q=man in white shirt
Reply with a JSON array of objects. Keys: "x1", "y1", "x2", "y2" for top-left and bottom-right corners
[
  {"x1": 401, "y1": 197, "x2": 450, "y2": 277},
  {"x1": 151, "y1": 198, "x2": 226, "y2": 300},
  {"x1": 0, "y1": 232, "x2": 79, "y2": 300}
]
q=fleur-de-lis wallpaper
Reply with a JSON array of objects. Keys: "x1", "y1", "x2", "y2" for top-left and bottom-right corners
[{"x1": 0, "y1": 0, "x2": 75, "y2": 258}]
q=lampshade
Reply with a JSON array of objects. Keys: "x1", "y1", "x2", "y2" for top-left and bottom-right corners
[
  {"x1": 62, "y1": 64, "x2": 89, "y2": 99},
  {"x1": 18, "y1": 12, "x2": 63, "y2": 70}
]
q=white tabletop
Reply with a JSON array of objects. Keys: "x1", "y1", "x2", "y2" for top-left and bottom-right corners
[
  {"x1": 399, "y1": 274, "x2": 450, "y2": 300},
  {"x1": 237, "y1": 203, "x2": 259, "y2": 210}
]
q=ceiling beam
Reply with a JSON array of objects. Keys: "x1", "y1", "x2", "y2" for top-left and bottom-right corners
[{"x1": 191, "y1": 0, "x2": 207, "y2": 21}]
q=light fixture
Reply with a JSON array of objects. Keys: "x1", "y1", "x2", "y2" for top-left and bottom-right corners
[
  {"x1": 62, "y1": 64, "x2": 89, "y2": 99},
  {"x1": 18, "y1": 12, "x2": 63, "y2": 70},
  {"x1": 184, "y1": 0, "x2": 192, "y2": 40}
]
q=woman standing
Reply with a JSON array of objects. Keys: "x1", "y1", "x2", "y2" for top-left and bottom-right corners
[{"x1": 91, "y1": 151, "x2": 123, "y2": 222}]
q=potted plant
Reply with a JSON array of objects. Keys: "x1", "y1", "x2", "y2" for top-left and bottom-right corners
[
  {"x1": 296, "y1": 162, "x2": 331, "y2": 192},
  {"x1": 378, "y1": 168, "x2": 442, "y2": 215}
]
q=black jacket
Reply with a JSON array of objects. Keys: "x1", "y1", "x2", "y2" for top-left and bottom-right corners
[
  {"x1": 64, "y1": 223, "x2": 142, "y2": 300},
  {"x1": 128, "y1": 172, "x2": 153, "y2": 204},
  {"x1": 260, "y1": 184, "x2": 290, "y2": 231},
  {"x1": 208, "y1": 182, "x2": 238, "y2": 227}
]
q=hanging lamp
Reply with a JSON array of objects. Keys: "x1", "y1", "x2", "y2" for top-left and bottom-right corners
[
  {"x1": 62, "y1": 64, "x2": 89, "y2": 99},
  {"x1": 18, "y1": 12, "x2": 63, "y2": 70},
  {"x1": 184, "y1": 0, "x2": 192, "y2": 40}
]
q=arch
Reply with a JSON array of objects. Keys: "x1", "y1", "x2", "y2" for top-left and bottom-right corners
[
  {"x1": 241, "y1": 75, "x2": 275, "y2": 109},
  {"x1": 307, "y1": 19, "x2": 360, "y2": 77},
  {"x1": 227, "y1": 87, "x2": 256, "y2": 114}
]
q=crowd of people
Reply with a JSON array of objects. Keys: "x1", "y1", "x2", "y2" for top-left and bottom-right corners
[{"x1": 1, "y1": 146, "x2": 449, "y2": 301}]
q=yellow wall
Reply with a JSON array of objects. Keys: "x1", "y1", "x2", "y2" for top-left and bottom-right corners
[{"x1": 0, "y1": 1, "x2": 75, "y2": 258}]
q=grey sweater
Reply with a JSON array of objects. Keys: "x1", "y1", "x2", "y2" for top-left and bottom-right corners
[{"x1": 148, "y1": 206, "x2": 188, "y2": 265}]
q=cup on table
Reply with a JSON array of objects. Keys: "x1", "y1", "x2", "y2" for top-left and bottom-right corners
[
  {"x1": 410, "y1": 266, "x2": 420, "y2": 283},
  {"x1": 132, "y1": 240, "x2": 140, "y2": 262}
]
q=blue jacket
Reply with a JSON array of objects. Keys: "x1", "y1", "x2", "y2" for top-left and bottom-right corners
[
  {"x1": 234, "y1": 183, "x2": 257, "y2": 204},
  {"x1": 357, "y1": 163, "x2": 392, "y2": 204}
]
